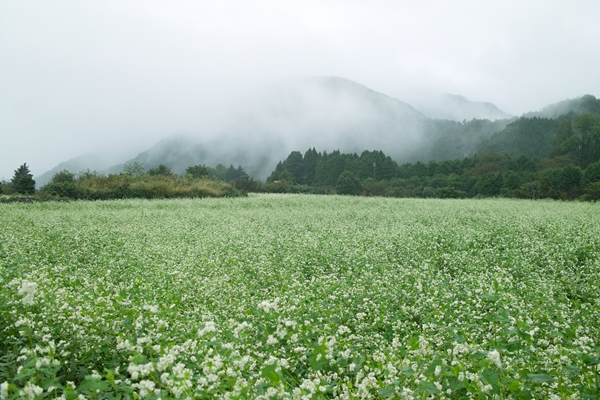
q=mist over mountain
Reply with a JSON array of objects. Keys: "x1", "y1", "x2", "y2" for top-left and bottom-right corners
[
  {"x1": 36, "y1": 77, "x2": 599, "y2": 186},
  {"x1": 35, "y1": 152, "x2": 134, "y2": 188},
  {"x1": 523, "y1": 94, "x2": 600, "y2": 119},
  {"x1": 93, "y1": 77, "x2": 434, "y2": 182},
  {"x1": 410, "y1": 93, "x2": 513, "y2": 121}
]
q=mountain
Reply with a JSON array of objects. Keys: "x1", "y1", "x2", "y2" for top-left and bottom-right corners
[
  {"x1": 37, "y1": 77, "x2": 598, "y2": 184},
  {"x1": 36, "y1": 153, "x2": 123, "y2": 187},
  {"x1": 105, "y1": 77, "x2": 434, "y2": 180},
  {"x1": 410, "y1": 93, "x2": 513, "y2": 121},
  {"x1": 524, "y1": 94, "x2": 600, "y2": 119}
]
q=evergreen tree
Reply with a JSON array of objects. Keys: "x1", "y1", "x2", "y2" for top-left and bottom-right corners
[
  {"x1": 314, "y1": 150, "x2": 346, "y2": 187},
  {"x1": 11, "y1": 163, "x2": 36, "y2": 194},
  {"x1": 282, "y1": 151, "x2": 304, "y2": 184},
  {"x1": 303, "y1": 148, "x2": 320, "y2": 185}
]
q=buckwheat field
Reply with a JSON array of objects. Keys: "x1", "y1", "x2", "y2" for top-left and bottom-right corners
[{"x1": 1, "y1": 194, "x2": 599, "y2": 399}]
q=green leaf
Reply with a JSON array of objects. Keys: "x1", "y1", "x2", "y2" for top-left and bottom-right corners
[
  {"x1": 482, "y1": 294, "x2": 500, "y2": 302},
  {"x1": 526, "y1": 373, "x2": 555, "y2": 383},
  {"x1": 581, "y1": 354, "x2": 599, "y2": 366},
  {"x1": 261, "y1": 363, "x2": 282, "y2": 385},
  {"x1": 481, "y1": 369, "x2": 499, "y2": 386},
  {"x1": 78, "y1": 379, "x2": 111, "y2": 391},
  {"x1": 420, "y1": 381, "x2": 440, "y2": 394},
  {"x1": 378, "y1": 385, "x2": 396, "y2": 397},
  {"x1": 563, "y1": 364, "x2": 581, "y2": 375},
  {"x1": 508, "y1": 379, "x2": 521, "y2": 391},
  {"x1": 309, "y1": 346, "x2": 328, "y2": 371}
]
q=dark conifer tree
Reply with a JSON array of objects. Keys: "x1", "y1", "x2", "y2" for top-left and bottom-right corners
[{"x1": 11, "y1": 163, "x2": 36, "y2": 194}]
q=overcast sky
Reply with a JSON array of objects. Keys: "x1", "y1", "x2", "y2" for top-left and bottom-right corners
[{"x1": 1, "y1": 0, "x2": 599, "y2": 180}]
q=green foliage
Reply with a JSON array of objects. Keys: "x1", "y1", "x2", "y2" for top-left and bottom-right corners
[
  {"x1": 336, "y1": 170, "x2": 362, "y2": 195},
  {"x1": 0, "y1": 179, "x2": 13, "y2": 195},
  {"x1": 281, "y1": 151, "x2": 304, "y2": 184},
  {"x1": 206, "y1": 164, "x2": 250, "y2": 183},
  {"x1": 466, "y1": 152, "x2": 512, "y2": 176},
  {"x1": 550, "y1": 117, "x2": 580, "y2": 160},
  {"x1": 427, "y1": 118, "x2": 512, "y2": 161},
  {"x1": 147, "y1": 164, "x2": 173, "y2": 176},
  {"x1": 575, "y1": 113, "x2": 600, "y2": 168},
  {"x1": 185, "y1": 164, "x2": 209, "y2": 179},
  {"x1": 39, "y1": 170, "x2": 80, "y2": 199},
  {"x1": 231, "y1": 176, "x2": 262, "y2": 194},
  {"x1": 583, "y1": 182, "x2": 600, "y2": 201},
  {"x1": 35, "y1": 171, "x2": 242, "y2": 201},
  {"x1": 486, "y1": 117, "x2": 560, "y2": 158},
  {"x1": 582, "y1": 160, "x2": 600, "y2": 188},
  {"x1": 11, "y1": 163, "x2": 35, "y2": 195},
  {"x1": 50, "y1": 170, "x2": 75, "y2": 184}
]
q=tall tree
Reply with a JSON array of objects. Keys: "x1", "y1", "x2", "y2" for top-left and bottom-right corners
[
  {"x1": 282, "y1": 151, "x2": 304, "y2": 184},
  {"x1": 11, "y1": 163, "x2": 36, "y2": 194},
  {"x1": 303, "y1": 148, "x2": 320, "y2": 185}
]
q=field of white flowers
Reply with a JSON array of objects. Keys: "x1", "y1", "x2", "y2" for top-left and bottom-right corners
[{"x1": 1, "y1": 194, "x2": 599, "y2": 399}]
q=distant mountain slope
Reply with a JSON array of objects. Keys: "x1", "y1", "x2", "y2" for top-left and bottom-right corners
[
  {"x1": 524, "y1": 94, "x2": 600, "y2": 119},
  {"x1": 426, "y1": 118, "x2": 514, "y2": 161},
  {"x1": 107, "y1": 77, "x2": 435, "y2": 179},
  {"x1": 481, "y1": 95, "x2": 600, "y2": 159},
  {"x1": 483, "y1": 117, "x2": 560, "y2": 158},
  {"x1": 36, "y1": 153, "x2": 122, "y2": 187},
  {"x1": 411, "y1": 93, "x2": 513, "y2": 121}
]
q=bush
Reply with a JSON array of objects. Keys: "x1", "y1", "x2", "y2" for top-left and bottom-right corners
[{"x1": 336, "y1": 171, "x2": 362, "y2": 195}]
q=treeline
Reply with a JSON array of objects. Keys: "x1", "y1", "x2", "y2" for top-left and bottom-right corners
[
  {"x1": 0, "y1": 163, "x2": 255, "y2": 202},
  {"x1": 264, "y1": 150, "x2": 600, "y2": 201}
]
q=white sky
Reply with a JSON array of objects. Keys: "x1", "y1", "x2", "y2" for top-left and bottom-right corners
[{"x1": 1, "y1": 0, "x2": 599, "y2": 180}]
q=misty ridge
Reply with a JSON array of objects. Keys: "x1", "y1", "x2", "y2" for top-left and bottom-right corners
[{"x1": 36, "y1": 76, "x2": 600, "y2": 186}]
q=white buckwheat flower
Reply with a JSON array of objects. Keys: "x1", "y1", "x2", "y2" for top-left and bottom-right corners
[
  {"x1": 1, "y1": 381, "x2": 9, "y2": 398},
  {"x1": 488, "y1": 350, "x2": 502, "y2": 369},
  {"x1": 18, "y1": 281, "x2": 37, "y2": 306}
]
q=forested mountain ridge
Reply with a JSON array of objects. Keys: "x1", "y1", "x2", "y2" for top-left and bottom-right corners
[
  {"x1": 411, "y1": 93, "x2": 513, "y2": 121},
  {"x1": 524, "y1": 94, "x2": 600, "y2": 119},
  {"x1": 34, "y1": 77, "x2": 600, "y2": 187}
]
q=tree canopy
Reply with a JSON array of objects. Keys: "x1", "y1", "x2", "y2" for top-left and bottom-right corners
[{"x1": 11, "y1": 163, "x2": 36, "y2": 194}]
